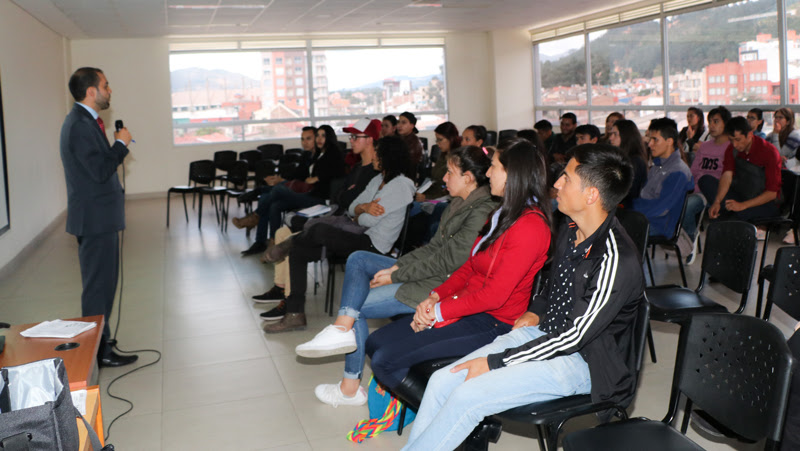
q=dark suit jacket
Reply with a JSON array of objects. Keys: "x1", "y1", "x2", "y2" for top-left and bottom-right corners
[{"x1": 60, "y1": 103, "x2": 129, "y2": 236}]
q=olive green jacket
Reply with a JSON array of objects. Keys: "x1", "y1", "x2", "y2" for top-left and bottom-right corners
[{"x1": 393, "y1": 185, "x2": 497, "y2": 307}]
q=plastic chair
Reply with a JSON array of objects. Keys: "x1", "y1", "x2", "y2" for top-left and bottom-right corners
[
  {"x1": 645, "y1": 191, "x2": 691, "y2": 287},
  {"x1": 498, "y1": 129, "x2": 518, "y2": 143},
  {"x1": 761, "y1": 246, "x2": 800, "y2": 322},
  {"x1": 419, "y1": 136, "x2": 428, "y2": 152},
  {"x1": 257, "y1": 143, "x2": 283, "y2": 161},
  {"x1": 563, "y1": 313, "x2": 794, "y2": 451},
  {"x1": 166, "y1": 160, "x2": 218, "y2": 227},
  {"x1": 213, "y1": 150, "x2": 237, "y2": 184},
  {"x1": 485, "y1": 130, "x2": 498, "y2": 147},
  {"x1": 220, "y1": 160, "x2": 249, "y2": 232},
  {"x1": 239, "y1": 149, "x2": 263, "y2": 185},
  {"x1": 645, "y1": 221, "x2": 758, "y2": 361}
]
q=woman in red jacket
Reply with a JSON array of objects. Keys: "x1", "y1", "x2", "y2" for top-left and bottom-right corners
[{"x1": 365, "y1": 137, "x2": 552, "y2": 392}]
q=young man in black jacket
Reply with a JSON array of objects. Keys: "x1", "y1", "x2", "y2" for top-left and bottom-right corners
[{"x1": 401, "y1": 144, "x2": 645, "y2": 451}]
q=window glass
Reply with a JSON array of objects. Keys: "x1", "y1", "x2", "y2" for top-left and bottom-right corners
[{"x1": 540, "y1": 36, "x2": 587, "y2": 106}]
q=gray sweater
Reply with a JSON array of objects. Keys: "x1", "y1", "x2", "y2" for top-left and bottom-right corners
[{"x1": 348, "y1": 174, "x2": 416, "y2": 254}]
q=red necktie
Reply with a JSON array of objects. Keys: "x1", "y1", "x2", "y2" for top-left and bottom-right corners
[{"x1": 96, "y1": 117, "x2": 106, "y2": 135}]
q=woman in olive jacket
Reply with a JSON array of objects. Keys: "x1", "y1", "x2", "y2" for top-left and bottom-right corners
[{"x1": 295, "y1": 146, "x2": 497, "y2": 407}]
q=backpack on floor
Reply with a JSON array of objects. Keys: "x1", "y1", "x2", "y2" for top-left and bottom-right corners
[{"x1": 346, "y1": 376, "x2": 416, "y2": 443}]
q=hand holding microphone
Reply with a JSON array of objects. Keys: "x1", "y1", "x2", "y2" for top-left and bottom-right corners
[{"x1": 114, "y1": 119, "x2": 134, "y2": 146}]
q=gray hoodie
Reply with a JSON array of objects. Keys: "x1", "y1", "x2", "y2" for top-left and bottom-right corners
[{"x1": 348, "y1": 173, "x2": 416, "y2": 254}]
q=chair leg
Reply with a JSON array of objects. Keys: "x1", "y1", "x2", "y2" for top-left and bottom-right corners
[
  {"x1": 397, "y1": 405, "x2": 407, "y2": 436},
  {"x1": 181, "y1": 193, "x2": 189, "y2": 223},
  {"x1": 197, "y1": 192, "x2": 203, "y2": 229},
  {"x1": 756, "y1": 277, "x2": 765, "y2": 319},
  {"x1": 673, "y1": 245, "x2": 688, "y2": 288},
  {"x1": 647, "y1": 323, "x2": 657, "y2": 363},
  {"x1": 535, "y1": 425, "x2": 546, "y2": 451},
  {"x1": 166, "y1": 192, "x2": 171, "y2": 227},
  {"x1": 645, "y1": 252, "x2": 655, "y2": 286}
]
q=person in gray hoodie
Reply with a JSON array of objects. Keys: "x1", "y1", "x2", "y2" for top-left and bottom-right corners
[{"x1": 262, "y1": 136, "x2": 416, "y2": 333}]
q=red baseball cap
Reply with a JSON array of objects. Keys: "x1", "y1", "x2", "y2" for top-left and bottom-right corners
[{"x1": 343, "y1": 118, "x2": 381, "y2": 142}]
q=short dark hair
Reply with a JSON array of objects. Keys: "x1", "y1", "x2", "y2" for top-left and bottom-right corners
[
  {"x1": 575, "y1": 124, "x2": 601, "y2": 140},
  {"x1": 725, "y1": 116, "x2": 752, "y2": 136},
  {"x1": 534, "y1": 120, "x2": 553, "y2": 132},
  {"x1": 561, "y1": 112, "x2": 577, "y2": 124},
  {"x1": 516, "y1": 129, "x2": 545, "y2": 150},
  {"x1": 465, "y1": 125, "x2": 488, "y2": 144},
  {"x1": 68, "y1": 67, "x2": 103, "y2": 102},
  {"x1": 647, "y1": 117, "x2": 680, "y2": 147},
  {"x1": 572, "y1": 144, "x2": 633, "y2": 212},
  {"x1": 301, "y1": 126, "x2": 317, "y2": 135},
  {"x1": 382, "y1": 115, "x2": 398, "y2": 126},
  {"x1": 708, "y1": 106, "x2": 732, "y2": 124},
  {"x1": 376, "y1": 135, "x2": 413, "y2": 182},
  {"x1": 748, "y1": 108, "x2": 764, "y2": 131}
]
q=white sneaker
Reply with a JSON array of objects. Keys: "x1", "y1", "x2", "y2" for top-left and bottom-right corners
[
  {"x1": 296, "y1": 325, "x2": 357, "y2": 358},
  {"x1": 314, "y1": 382, "x2": 367, "y2": 407}
]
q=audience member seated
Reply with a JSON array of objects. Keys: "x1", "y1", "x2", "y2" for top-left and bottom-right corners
[
  {"x1": 516, "y1": 129, "x2": 545, "y2": 150},
  {"x1": 233, "y1": 126, "x2": 316, "y2": 242},
  {"x1": 575, "y1": 124, "x2": 601, "y2": 145},
  {"x1": 418, "y1": 122, "x2": 460, "y2": 202},
  {"x1": 401, "y1": 144, "x2": 643, "y2": 451},
  {"x1": 260, "y1": 136, "x2": 416, "y2": 332},
  {"x1": 251, "y1": 119, "x2": 382, "y2": 301},
  {"x1": 610, "y1": 119, "x2": 648, "y2": 209},
  {"x1": 381, "y1": 114, "x2": 397, "y2": 137},
  {"x1": 293, "y1": 146, "x2": 496, "y2": 407},
  {"x1": 549, "y1": 112, "x2": 577, "y2": 163},
  {"x1": 681, "y1": 106, "x2": 731, "y2": 263},
  {"x1": 364, "y1": 138, "x2": 552, "y2": 399},
  {"x1": 461, "y1": 125, "x2": 487, "y2": 148},
  {"x1": 600, "y1": 111, "x2": 624, "y2": 144},
  {"x1": 633, "y1": 118, "x2": 693, "y2": 237},
  {"x1": 767, "y1": 107, "x2": 800, "y2": 171},
  {"x1": 679, "y1": 106, "x2": 709, "y2": 159},
  {"x1": 237, "y1": 125, "x2": 346, "y2": 255},
  {"x1": 748, "y1": 108, "x2": 766, "y2": 139},
  {"x1": 397, "y1": 111, "x2": 424, "y2": 170},
  {"x1": 706, "y1": 116, "x2": 782, "y2": 225},
  {"x1": 534, "y1": 119, "x2": 554, "y2": 151}
]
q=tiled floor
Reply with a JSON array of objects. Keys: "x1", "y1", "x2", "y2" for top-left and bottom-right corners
[{"x1": 0, "y1": 197, "x2": 795, "y2": 450}]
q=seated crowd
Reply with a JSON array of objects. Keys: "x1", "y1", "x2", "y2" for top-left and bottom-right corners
[{"x1": 225, "y1": 106, "x2": 799, "y2": 449}]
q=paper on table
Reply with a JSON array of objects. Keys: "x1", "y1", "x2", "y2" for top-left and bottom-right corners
[
  {"x1": 20, "y1": 320, "x2": 97, "y2": 339},
  {"x1": 297, "y1": 204, "x2": 332, "y2": 217},
  {"x1": 71, "y1": 389, "x2": 87, "y2": 416}
]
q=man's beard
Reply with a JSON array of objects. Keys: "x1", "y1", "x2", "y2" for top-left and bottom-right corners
[{"x1": 96, "y1": 94, "x2": 110, "y2": 110}]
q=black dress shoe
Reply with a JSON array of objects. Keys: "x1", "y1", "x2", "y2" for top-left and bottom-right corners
[
  {"x1": 107, "y1": 338, "x2": 117, "y2": 347},
  {"x1": 99, "y1": 351, "x2": 139, "y2": 368},
  {"x1": 252, "y1": 285, "x2": 285, "y2": 303},
  {"x1": 241, "y1": 242, "x2": 267, "y2": 256}
]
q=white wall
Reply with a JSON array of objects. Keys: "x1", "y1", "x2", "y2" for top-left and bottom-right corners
[
  {"x1": 490, "y1": 28, "x2": 535, "y2": 131},
  {"x1": 70, "y1": 32, "x2": 496, "y2": 195},
  {"x1": 0, "y1": 1, "x2": 70, "y2": 270}
]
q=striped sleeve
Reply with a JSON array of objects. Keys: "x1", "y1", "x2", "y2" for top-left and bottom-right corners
[{"x1": 486, "y1": 231, "x2": 627, "y2": 369}]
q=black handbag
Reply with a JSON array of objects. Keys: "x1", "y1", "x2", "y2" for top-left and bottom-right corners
[{"x1": 0, "y1": 358, "x2": 109, "y2": 451}]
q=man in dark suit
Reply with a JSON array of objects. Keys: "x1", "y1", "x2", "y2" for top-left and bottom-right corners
[{"x1": 60, "y1": 67, "x2": 137, "y2": 367}]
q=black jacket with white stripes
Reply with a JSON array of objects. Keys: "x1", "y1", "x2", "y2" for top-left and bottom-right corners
[{"x1": 486, "y1": 212, "x2": 645, "y2": 409}]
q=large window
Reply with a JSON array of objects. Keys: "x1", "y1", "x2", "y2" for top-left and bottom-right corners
[
  {"x1": 533, "y1": 0, "x2": 790, "y2": 127},
  {"x1": 539, "y1": 36, "x2": 587, "y2": 107},
  {"x1": 169, "y1": 41, "x2": 447, "y2": 145}
]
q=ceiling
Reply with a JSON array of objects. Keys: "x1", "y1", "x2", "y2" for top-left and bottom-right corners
[{"x1": 11, "y1": 0, "x2": 650, "y2": 39}]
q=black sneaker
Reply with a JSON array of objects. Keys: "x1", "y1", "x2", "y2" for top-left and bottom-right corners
[
  {"x1": 260, "y1": 300, "x2": 286, "y2": 320},
  {"x1": 241, "y1": 242, "x2": 267, "y2": 256},
  {"x1": 253, "y1": 286, "x2": 285, "y2": 303}
]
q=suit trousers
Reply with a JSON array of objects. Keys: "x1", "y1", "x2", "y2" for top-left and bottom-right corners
[{"x1": 77, "y1": 232, "x2": 119, "y2": 343}]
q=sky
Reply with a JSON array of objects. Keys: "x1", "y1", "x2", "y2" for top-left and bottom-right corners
[{"x1": 169, "y1": 48, "x2": 444, "y2": 91}]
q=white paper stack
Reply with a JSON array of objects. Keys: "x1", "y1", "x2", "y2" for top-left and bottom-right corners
[
  {"x1": 20, "y1": 320, "x2": 97, "y2": 339},
  {"x1": 297, "y1": 204, "x2": 332, "y2": 217}
]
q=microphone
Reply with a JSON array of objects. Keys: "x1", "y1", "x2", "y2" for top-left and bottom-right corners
[{"x1": 115, "y1": 120, "x2": 123, "y2": 132}]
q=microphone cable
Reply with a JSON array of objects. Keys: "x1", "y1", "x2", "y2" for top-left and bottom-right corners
[{"x1": 102, "y1": 139, "x2": 162, "y2": 441}]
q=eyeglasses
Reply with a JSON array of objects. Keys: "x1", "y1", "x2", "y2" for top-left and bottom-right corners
[{"x1": 350, "y1": 135, "x2": 369, "y2": 141}]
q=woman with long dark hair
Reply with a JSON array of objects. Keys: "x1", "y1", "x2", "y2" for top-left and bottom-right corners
[
  {"x1": 381, "y1": 115, "x2": 398, "y2": 137},
  {"x1": 767, "y1": 107, "x2": 800, "y2": 171},
  {"x1": 363, "y1": 138, "x2": 552, "y2": 397},
  {"x1": 418, "y1": 121, "x2": 461, "y2": 201},
  {"x1": 679, "y1": 106, "x2": 708, "y2": 156},
  {"x1": 610, "y1": 119, "x2": 648, "y2": 208},
  {"x1": 295, "y1": 146, "x2": 497, "y2": 406}
]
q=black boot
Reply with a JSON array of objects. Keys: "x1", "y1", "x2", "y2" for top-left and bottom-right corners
[{"x1": 241, "y1": 241, "x2": 267, "y2": 256}]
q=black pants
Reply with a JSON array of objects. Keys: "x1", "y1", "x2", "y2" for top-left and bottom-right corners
[
  {"x1": 285, "y1": 222, "x2": 379, "y2": 314},
  {"x1": 77, "y1": 232, "x2": 119, "y2": 346}
]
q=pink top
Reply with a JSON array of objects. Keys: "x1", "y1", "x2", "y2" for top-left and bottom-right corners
[{"x1": 690, "y1": 140, "x2": 728, "y2": 193}]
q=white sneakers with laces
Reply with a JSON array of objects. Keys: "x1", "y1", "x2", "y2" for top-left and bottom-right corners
[
  {"x1": 314, "y1": 382, "x2": 367, "y2": 407},
  {"x1": 296, "y1": 324, "x2": 357, "y2": 358}
]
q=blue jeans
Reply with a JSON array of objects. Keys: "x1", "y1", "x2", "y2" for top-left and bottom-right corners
[
  {"x1": 366, "y1": 313, "x2": 512, "y2": 390},
  {"x1": 339, "y1": 251, "x2": 415, "y2": 380},
  {"x1": 681, "y1": 192, "x2": 706, "y2": 239},
  {"x1": 402, "y1": 326, "x2": 591, "y2": 451},
  {"x1": 698, "y1": 174, "x2": 779, "y2": 222}
]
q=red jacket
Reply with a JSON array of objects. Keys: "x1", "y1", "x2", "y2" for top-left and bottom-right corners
[{"x1": 433, "y1": 210, "x2": 551, "y2": 325}]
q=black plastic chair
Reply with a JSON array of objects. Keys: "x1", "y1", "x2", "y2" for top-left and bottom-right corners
[
  {"x1": 337, "y1": 141, "x2": 347, "y2": 152},
  {"x1": 239, "y1": 149, "x2": 263, "y2": 184},
  {"x1": 257, "y1": 143, "x2": 283, "y2": 161},
  {"x1": 254, "y1": 159, "x2": 279, "y2": 188},
  {"x1": 761, "y1": 246, "x2": 800, "y2": 322},
  {"x1": 213, "y1": 150, "x2": 237, "y2": 184},
  {"x1": 419, "y1": 136, "x2": 428, "y2": 152},
  {"x1": 498, "y1": 129, "x2": 519, "y2": 143},
  {"x1": 563, "y1": 313, "x2": 794, "y2": 451},
  {"x1": 754, "y1": 170, "x2": 800, "y2": 316},
  {"x1": 645, "y1": 221, "x2": 758, "y2": 361},
  {"x1": 485, "y1": 130, "x2": 498, "y2": 147},
  {"x1": 167, "y1": 160, "x2": 217, "y2": 227},
  {"x1": 645, "y1": 191, "x2": 691, "y2": 287},
  {"x1": 221, "y1": 160, "x2": 250, "y2": 232}
]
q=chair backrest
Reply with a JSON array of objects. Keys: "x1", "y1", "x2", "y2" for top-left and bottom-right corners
[
  {"x1": 661, "y1": 191, "x2": 691, "y2": 241},
  {"x1": 280, "y1": 152, "x2": 304, "y2": 165},
  {"x1": 499, "y1": 129, "x2": 519, "y2": 142},
  {"x1": 429, "y1": 144, "x2": 441, "y2": 163},
  {"x1": 279, "y1": 162, "x2": 302, "y2": 180},
  {"x1": 254, "y1": 159, "x2": 279, "y2": 186},
  {"x1": 238, "y1": 150, "x2": 262, "y2": 171},
  {"x1": 213, "y1": 150, "x2": 237, "y2": 171},
  {"x1": 699, "y1": 221, "x2": 758, "y2": 298},
  {"x1": 781, "y1": 169, "x2": 800, "y2": 225},
  {"x1": 226, "y1": 160, "x2": 249, "y2": 189},
  {"x1": 393, "y1": 203, "x2": 415, "y2": 258},
  {"x1": 615, "y1": 209, "x2": 649, "y2": 263},
  {"x1": 668, "y1": 313, "x2": 793, "y2": 445},
  {"x1": 337, "y1": 141, "x2": 347, "y2": 152},
  {"x1": 766, "y1": 246, "x2": 800, "y2": 321},
  {"x1": 188, "y1": 160, "x2": 216, "y2": 185},
  {"x1": 485, "y1": 130, "x2": 498, "y2": 147},
  {"x1": 285, "y1": 148, "x2": 304, "y2": 157},
  {"x1": 419, "y1": 136, "x2": 428, "y2": 152},
  {"x1": 258, "y1": 143, "x2": 283, "y2": 161}
]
